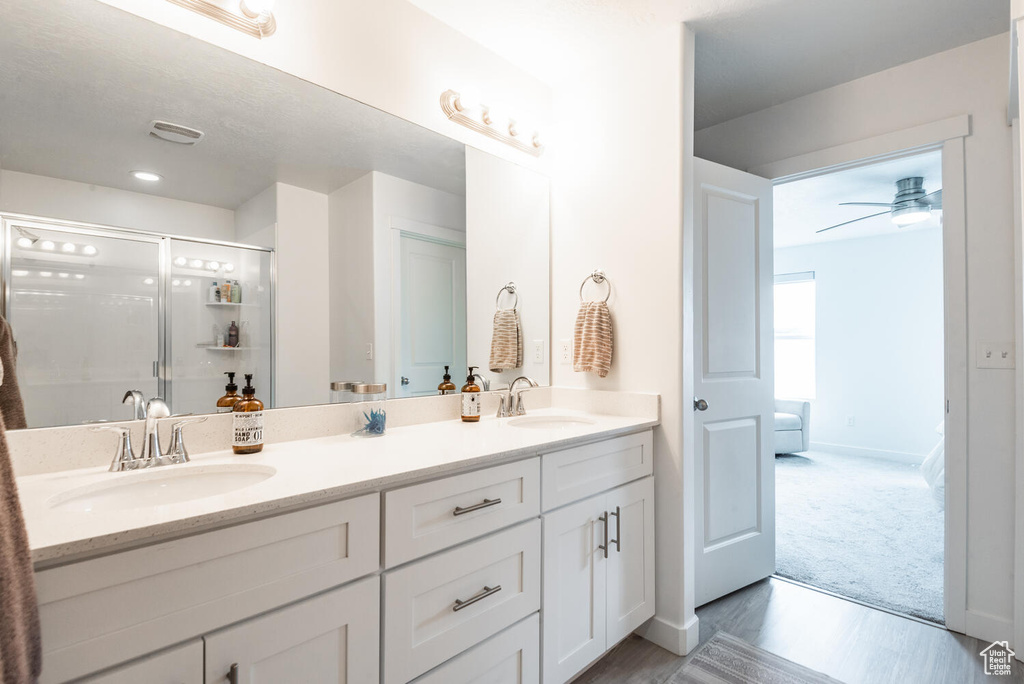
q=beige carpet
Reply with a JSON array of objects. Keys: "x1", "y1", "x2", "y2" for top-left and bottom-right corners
[{"x1": 677, "y1": 632, "x2": 844, "y2": 684}]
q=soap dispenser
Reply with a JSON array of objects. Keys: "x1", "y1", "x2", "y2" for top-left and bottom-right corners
[
  {"x1": 232, "y1": 373, "x2": 264, "y2": 454},
  {"x1": 461, "y1": 366, "x2": 481, "y2": 422},
  {"x1": 438, "y1": 366, "x2": 457, "y2": 396},
  {"x1": 217, "y1": 372, "x2": 241, "y2": 413}
]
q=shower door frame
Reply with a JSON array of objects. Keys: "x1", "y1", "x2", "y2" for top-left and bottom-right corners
[{"x1": 0, "y1": 213, "x2": 276, "y2": 416}]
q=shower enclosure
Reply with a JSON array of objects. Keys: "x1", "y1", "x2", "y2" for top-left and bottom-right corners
[{"x1": 1, "y1": 215, "x2": 274, "y2": 428}]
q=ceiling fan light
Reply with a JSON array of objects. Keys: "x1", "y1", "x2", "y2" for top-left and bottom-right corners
[{"x1": 891, "y1": 205, "x2": 932, "y2": 227}]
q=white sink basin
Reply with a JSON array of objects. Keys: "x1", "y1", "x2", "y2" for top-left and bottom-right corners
[
  {"x1": 508, "y1": 415, "x2": 597, "y2": 430},
  {"x1": 48, "y1": 464, "x2": 277, "y2": 513}
]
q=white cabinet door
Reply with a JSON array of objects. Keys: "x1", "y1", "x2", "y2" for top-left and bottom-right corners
[
  {"x1": 79, "y1": 641, "x2": 202, "y2": 684},
  {"x1": 605, "y1": 477, "x2": 656, "y2": 644},
  {"x1": 693, "y1": 157, "x2": 775, "y2": 607},
  {"x1": 541, "y1": 495, "x2": 607, "y2": 684},
  {"x1": 204, "y1": 576, "x2": 379, "y2": 684}
]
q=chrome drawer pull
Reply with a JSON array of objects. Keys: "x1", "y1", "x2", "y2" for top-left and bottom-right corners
[
  {"x1": 453, "y1": 497, "x2": 502, "y2": 516},
  {"x1": 453, "y1": 584, "x2": 502, "y2": 611},
  {"x1": 610, "y1": 506, "x2": 621, "y2": 553},
  {"x1": 598, "y1": 512, "x2": 610, "y2": 558}
]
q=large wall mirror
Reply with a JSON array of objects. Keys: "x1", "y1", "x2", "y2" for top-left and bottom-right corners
[{"x1": 0, "y1": 0, "x2": 550, "y2": 429}]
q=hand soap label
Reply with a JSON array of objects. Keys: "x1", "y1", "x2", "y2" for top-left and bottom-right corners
[
  {"x1": 233, "y1": 411, "x2": 264, "y2": 447},
  {"x1": 461, "y1": 393, "x2": 480, "y2": 417}
]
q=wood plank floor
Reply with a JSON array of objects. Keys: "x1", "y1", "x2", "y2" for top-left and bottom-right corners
[{"x1": 575, "y1": 577, "x2": 1022, "y2": 684}]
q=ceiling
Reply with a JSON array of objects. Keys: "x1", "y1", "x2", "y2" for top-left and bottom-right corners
[
  {"x1": 0, "y1": 0, "x2": 466, "y2": 211},
  {"x1": 773, "y1": 149, "x2": 942, "y2": 249},
  {"x1": 408, "y1": 0, "x2": 1009, "y2": 130}
]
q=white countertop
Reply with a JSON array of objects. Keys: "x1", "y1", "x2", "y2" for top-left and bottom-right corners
[{"x1": 17, "y1": 408, "x2": 657, "y2": 567}]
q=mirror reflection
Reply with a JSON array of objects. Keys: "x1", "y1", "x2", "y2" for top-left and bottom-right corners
[{"x1": 0, "y1": 1, "x2": 549, "y2": 428}]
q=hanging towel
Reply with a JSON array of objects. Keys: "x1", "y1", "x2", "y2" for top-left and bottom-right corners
[
  {"x1": 489, "y1": 309, "x2": 523, "y2": 373},
  {"x1": 0, "y1": 315, "x2": 41, "y2": 683},
  {"x1": 573, "y1": 301, "x2": 613, "y2": 378}
]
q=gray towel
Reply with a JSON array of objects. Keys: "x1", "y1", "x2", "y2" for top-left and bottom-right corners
[{"x1": 0, "y1": 315, "x2": 41, "y2": 683}]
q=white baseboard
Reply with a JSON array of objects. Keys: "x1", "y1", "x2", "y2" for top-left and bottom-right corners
[
  {"x1": 965, "y1": 609, "x2": 1014, "y2": 647},
  {"x1": 634, "y1": 614, "x2": 700, "y2": 656},
  {"x1": 808, "y1": 441, "x2": 925, "y2": 465}
]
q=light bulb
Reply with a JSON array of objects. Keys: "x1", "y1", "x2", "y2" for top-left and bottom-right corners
[
  {"x1": 58, "y1": 272, "x2": 69, "y2": 278},
  {"x1": 173, "y1": 256, "x2": 188, "y2": 267},
  {"x1": 39, "y1": 271, "x2": 52, "y2": 277},
  {"x1": 183, "y1": 280, "x2": 192, "y2": 287},
  {"x1": 74, "y1": 274, "x2": 85, "y2": 280},
  {"x1": 82, "y1": 245, "x2": 98, "y2": 256},
  {"x1": 40, "y1": 240, "x2": 55, "y2": 251},
  {"x1": 11, "y1": 270, "x2": 28, "y2": 277},
  {"x1": 207, "y1": 261, "x2": 220, "y2": 271},
  {"x1": 62, "y1": 242, "x2": 76, "y2": 253},
  {"x1": 190, "y1": 259, "x2": 204, "y2": 268},
  {"x1": 16, "y1": 237, "x2": 32, "y2": 249},
  {"x1": 143, "y1": 278, "x2": 155, "y2": 285},
  {"x1": 223, "y1": 263, "x2": 235, "y2": 273},
  {"x1": 172, "y1": 279, "x2": 181, "y2": 287}
]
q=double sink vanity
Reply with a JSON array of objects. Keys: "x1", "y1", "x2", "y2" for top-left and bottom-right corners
[{"x1": 12, "y1": 389, "x2": 659, "y2": 684}]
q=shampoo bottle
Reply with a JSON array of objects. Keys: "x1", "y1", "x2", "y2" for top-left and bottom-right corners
[
  {"x1": 461, "y1": 366, "x2": 481, "y2": 422},
  {"x1": 228, "y1": 320, "x2": 239, "y2": 348},
  {"x1": 220, "y1": 280, "x2": 231, "y2": 303},
  {"x1": 217, "y1": 371, "x2": 241, "y2": 412},
  {"x1": 231, "y1": 280, "x2": 241, "y2": 303},
  {"x1": 232, "y1": 374, "x2": 264, "y2": 454},
  {"x1": 209, "y1": 281, "x2": 220, "y2": 303},
  {"x1": 438, "y1": 366, "x2": 456, "y2": 395}
]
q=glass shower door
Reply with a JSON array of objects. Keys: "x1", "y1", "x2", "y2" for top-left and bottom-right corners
[{"x1": 5, "y1": 219, "x2": 162, "y2": 427}]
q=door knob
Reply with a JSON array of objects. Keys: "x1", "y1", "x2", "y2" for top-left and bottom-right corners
[
  {"x1": 401, "y1": 376, "x2": 410, "y2": 386},
  {"x1": 693, "y1": 397, "x2": 709, "y2": 412}
]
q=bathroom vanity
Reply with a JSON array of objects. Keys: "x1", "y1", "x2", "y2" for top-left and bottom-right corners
[{"x1": 14, "y1": 396, "x2": 657, "y2": 684}]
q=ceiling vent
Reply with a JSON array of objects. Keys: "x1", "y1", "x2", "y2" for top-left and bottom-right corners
[{"x1": 148, "y1": 120, "x2": 205, "y2": 146}]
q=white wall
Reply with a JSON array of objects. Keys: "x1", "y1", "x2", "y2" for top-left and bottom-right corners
[
  {"x1": 775, "y1": 229, "x2": 945, "y2": 461},
  {"x1": 696, "y1": 33, "x2": 1015, "y2": 638},
  {"x1": 274, "y1": 183, "x2": 331, "y2": 407},
  {"x1": 0, "y1": 169, "x2": 235, "y2": 240},
  {"x1": 550, "y1": 25, "x2": 695, "y2": 654},
  {"x1": 466, "y1": 148, "x2": 550, "y2": 388}
]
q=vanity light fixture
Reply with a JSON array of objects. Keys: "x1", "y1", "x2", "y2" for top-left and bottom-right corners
[
  {"x1": 190, "y1": 259, "x2": 205, "y2": 269},
  {"x1": 223, "y1": 263, "x2": 235, "y2": 273},
  {"x1": 207, "y1": 261, "x2": 221, "y2": 271},
  {"x1": 16, "y1": 237, "x2": 33, "y2": 249},
  {"x1": 40, "y1": 240, "x2": 56, "y2": 251},
  {"x1": 173, "y1": 256, "x2": 188, "y2": 267},
  {"x1": 11, "y1": 270, "x2": 28, "y2": 277},
  {"x1": 39, "y1": 271, "x2": 52, "y2": 278},
  {"x1": 165, "y1": 0, "x2": 277, "y2": 39},
  {"x1": 143, "y1": 278, "x2": 156, "y2": 286},
  {"x1": 58, "y1": 272, "x2": 70, "y2": 279},
  {"x1": 61, "y1": 242, "x2": 76, "y2": 253},
  {"x1": 74, "y1": 274, "x2": 85, "y2": 280},
  {"x1": 82, "y1": 245, "x2": 98, "y2": 256},
  {"x1": 131, "y1": 171, "x2": 162, "y2": 182},
  {"x1": 440, "y1": 90, "x2": 543, "y2": 157}
]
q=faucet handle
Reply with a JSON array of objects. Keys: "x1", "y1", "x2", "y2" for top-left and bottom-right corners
[
  {"x1": 91, "y1": 425, "x2": 138, "y2": 472},
  {"x1": 167, "y1": 416, "x2": 208, "y2": 465}
]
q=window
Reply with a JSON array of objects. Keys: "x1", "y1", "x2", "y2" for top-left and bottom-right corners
[{"x1": 774, "y1": 272, "x2": 816, "y2": 399}]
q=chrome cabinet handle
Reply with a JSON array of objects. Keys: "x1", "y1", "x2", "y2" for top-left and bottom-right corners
[
  {"x1": 453, "y1": 584, "x2": 502, "y2": 611},
  {"x1": 453, "y1": 498, "x2": 501, "y2": 516},
  {"x1": 598, "y1": 511, "x2": 610, "y2": 558},
  {"x1": 609, "y1": 506, "x2": 621, "y2": 553},
  {"x1": 694, "y1": 397, "x2": 709, "y2": 411},
  {"x1": 227, "y1": 663, "x2": 239, "y2": 684}
]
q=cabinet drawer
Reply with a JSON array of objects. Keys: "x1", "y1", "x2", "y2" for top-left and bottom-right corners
[
  {"x1": 79, "y1": 641, "x2": 202, "y2": 684},
  {"x1": 542, "y1": 431, "x2": 653, "y2": 510},
  {"x1": 384, "y1": 458, "x2": 540, "y2": 567},
  {"x1": 37, "y1": 493, "x2": 380, "y2": 684},
  {"x1": 413, "y1": 614, "x2": 539, "y2": 684},
  {"x1": 383, "y1": 520, "x2": 541, "y2": 684}
]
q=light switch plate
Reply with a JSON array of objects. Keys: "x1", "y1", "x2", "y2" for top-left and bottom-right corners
[
  {"x1": 532, "y1": 340, "x2": 545, "y2": 363},
  {"x1": 559, "y1": 339, "x2": 572, "y2": 365},
  {"x1": 976, "y1": 341, "x2": 1015, "y2": 369}
]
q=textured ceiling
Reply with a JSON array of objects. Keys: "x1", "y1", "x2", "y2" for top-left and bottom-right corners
[
  {"x1": 774, "y1": 149, "x2": 942, "y2": 249},
  {"x1": 409, "y1": 0, "x2": 1009, "y2": 130},
  {"x1": 0, "y1": 0, "x2": 466, "y2": 210}
]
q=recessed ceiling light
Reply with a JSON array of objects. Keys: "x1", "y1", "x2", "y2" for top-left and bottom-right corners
[
  {"x1": 40, "y1": 240, "x2": 55, "y2": 251},
  {"x1": 131, "y1": 171, "x2": 162, "y2": 182},
  {"x1": 62, "y1": 243, "x2": 76, "y2": 253},
  {"x1": 16, "y1": 237, "x2": 33, "y2": 249},
  {"x1": 82, "y1": 245, "x2": 98, "y2": 256},
  {"x1": 173, "y1": 256, "x2": 188, "y2": 267}
]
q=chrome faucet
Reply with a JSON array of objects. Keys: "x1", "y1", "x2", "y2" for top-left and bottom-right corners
[
  {"x1": 471, "y1": 371, "x2": 490, "y2": 392},
  {"x1": 140, "y1": 398, "x2": 171, "y2": 466},
  {"x1": 95, "y1": 398, "x2": 207, "y2": 471},
  {"x1": 507, "y1": 377, "x2": 538, "y2": 416},
  {"x1": 123, "y1": 390, "x2": 146, "y2": 420}
]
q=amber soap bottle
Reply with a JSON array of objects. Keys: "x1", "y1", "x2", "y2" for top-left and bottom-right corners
[
  {"x1": 438, "y1": 365, "x2": 457, "y2": 395},
  {"x1": 461, "y1": 366, "x2": 481, "y2": 422},
  {"x1": 232, "y1": 373, "x2": 264, "y2": 454},
  {"x1": 217, "y1": 371, "x2": 241, "y2": 413}
]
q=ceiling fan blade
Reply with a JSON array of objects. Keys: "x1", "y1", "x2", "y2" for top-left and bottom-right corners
[
  {"x1": 816, "y1": 210, "x2": 891, "y2": 234},
  {"x1": 838, "y1": 202, "x2": 893, "y2": 207},
  {"x1": 921, "y1": 189, "x2": 942, "y2": 208}
]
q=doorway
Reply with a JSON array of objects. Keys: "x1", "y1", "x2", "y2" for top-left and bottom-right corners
[{"x1": 771, "y1": 149, "x2": 945, "y2": 623}]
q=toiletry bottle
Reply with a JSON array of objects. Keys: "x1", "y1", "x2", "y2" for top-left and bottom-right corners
[
  {"x1": 438, "y1": 365, "x2": 456, "y2": 395},
  {"x1": 461, "y1": 366, "x2": 481, "y2": 422},
  {"x1": 209, "y1": 281, "x2": 220, "y2": 303},
  {"x1": 228, "y1": 320, "x2": 239, "y2": 348},
  {"x1": 231, "y1": 279, "x2": 241, "y2": 303},
  {"x1": 216, "y1": 327, "x2": 225, "y2": 347},
  {"x1": 217, "y1": 371, "x2": 241, "y2": 412},
  {"x1": 221, "y1": 280, "x2": 231, "y2": 303},
  {"x1": 232, "y1": 373, "x2": 264, "y2": 454}
]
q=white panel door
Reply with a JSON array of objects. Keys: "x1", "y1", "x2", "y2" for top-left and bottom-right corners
[
  {"x1": 395, "y1": 234, "x2": 467, "y2": 397},
  {"x1": 204, "y1": 576, "x2": 379, "y2": 684},
  {"x1": 605, "y1": 477, "x2": 656, "y2": 644},
  {"x1": 542, "y1": 495, "x2": 608, "y2": 684},
  {"x1": 693, "y1": 158, "x2": 775, "y2": 607}
]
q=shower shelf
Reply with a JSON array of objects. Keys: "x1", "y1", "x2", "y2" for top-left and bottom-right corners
[
  {"x1": 205, "y1": 302, "x2": 252, "y2": 308},
  {"x1": 199, "y1": 345, "x2": 258, "y2": 351}
]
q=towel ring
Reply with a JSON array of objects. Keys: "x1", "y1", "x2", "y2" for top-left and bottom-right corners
[
  {"x1": 496, "y1": 282, "x2": 519, "y2": 311},
  {"x1": 579, "y1": 270, "x2": 611, "y2": 303}
]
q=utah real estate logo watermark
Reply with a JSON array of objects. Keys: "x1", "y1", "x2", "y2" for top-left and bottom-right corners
[{"x1": 980, "y1": 641, "x2": 1015, "y2": 676}]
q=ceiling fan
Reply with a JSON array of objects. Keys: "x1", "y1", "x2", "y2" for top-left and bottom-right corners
[{"x1": 817, "y1": 176, "x2": 942, "y2": 234}]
